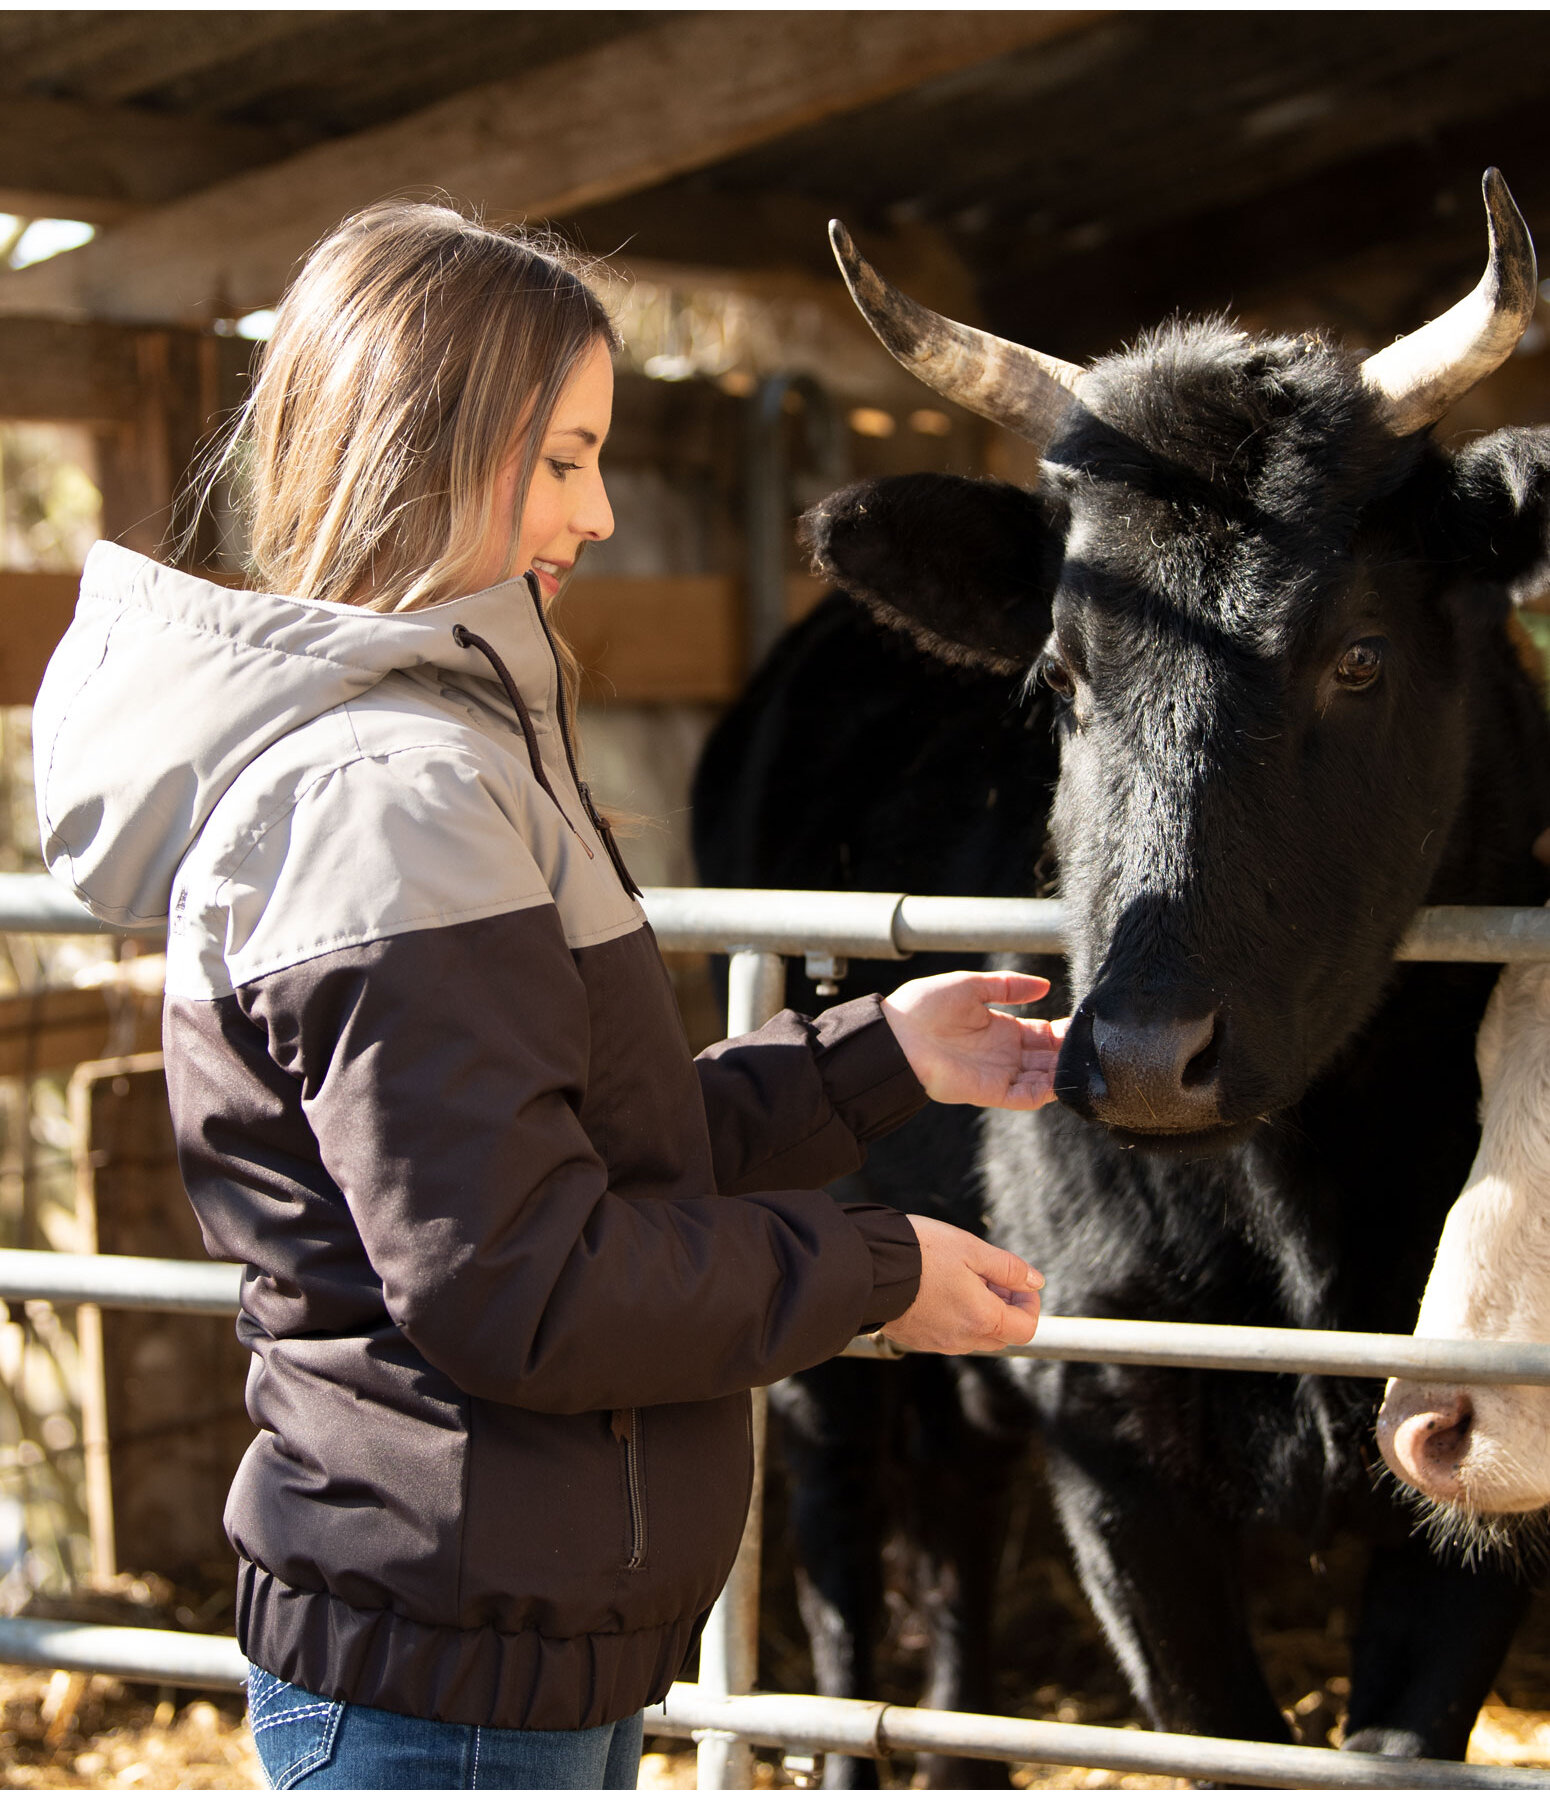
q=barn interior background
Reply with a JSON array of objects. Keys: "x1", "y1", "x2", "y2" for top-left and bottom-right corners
[{"x1": 6, "y1": 8, "x2": 1550, "y2": 1786}]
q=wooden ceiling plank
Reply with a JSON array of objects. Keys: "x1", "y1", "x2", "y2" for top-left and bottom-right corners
[
  {"x1": 0, "y1": 12, "x2": 336, "y2": 106},
  {"x1": 0, "y1": 94, "x2": 293, "y2": 218},
  {"x1": 0, "y1": 10, "x2": 1104, "y2": 325},
  {"x1": 979, "y1": 87, "x2": 1550, "y2": 358}
]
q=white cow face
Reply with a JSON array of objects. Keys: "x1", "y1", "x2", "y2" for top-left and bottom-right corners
[{"x1": 1377, "y1": 958, "x2": 1550, "y2": 1521}]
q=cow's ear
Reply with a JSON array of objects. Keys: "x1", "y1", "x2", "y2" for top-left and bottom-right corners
[
  {"x1": 799, "y1": 474, "x2": 1062, "y2": 672},
  {"x1": 1442, "y1": 428, "x2": 1550, "y2": 597}
]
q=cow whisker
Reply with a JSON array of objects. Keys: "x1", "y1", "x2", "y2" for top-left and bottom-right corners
[{"x1": 1373, "y1": 1461, "x2": 1550, "y2": 1574}]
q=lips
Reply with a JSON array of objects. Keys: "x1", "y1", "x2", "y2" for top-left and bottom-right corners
[{"x1": 530, "y1": 558, "x2": 572, "y2": 598}]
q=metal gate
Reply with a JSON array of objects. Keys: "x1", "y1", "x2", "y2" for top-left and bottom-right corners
[{"x1": 1, "y1": 873, "x2": 1548, "y2": 1789}]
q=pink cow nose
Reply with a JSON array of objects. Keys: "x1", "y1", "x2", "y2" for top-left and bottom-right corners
[{"x1": 1380, "y1": 1392, "x2": 1474, "y2": 1499}]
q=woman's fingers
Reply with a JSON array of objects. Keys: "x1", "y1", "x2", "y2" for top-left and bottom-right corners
[
  {"x1": 979, "y1": 970, "x2": 1051, "y2": 1005},
  {"x1": 883, "y1": 1219, "x2": 1044, "y2": 1355},
  {"x1": 992, "y1": 1289, "x2": 1039, "y2": 1343},
  {"x1": 964, "y1": 1234, "x2": 1042, "y2": 1294}
]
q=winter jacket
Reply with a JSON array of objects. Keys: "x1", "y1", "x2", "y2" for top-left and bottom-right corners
[{"x1": 33, "y1": 541, "x2": 925, "y2": 1730}]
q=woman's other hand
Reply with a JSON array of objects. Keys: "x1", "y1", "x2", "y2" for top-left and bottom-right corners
[
  {"x1": 882, "y1": 971, "x2": 1068, "y2": 1111},
  {"x1": 884, "y1": 1216, "x2": 1043, "y2": 1355}
]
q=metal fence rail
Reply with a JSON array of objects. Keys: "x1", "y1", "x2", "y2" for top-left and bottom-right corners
[
  {"x1": 6, "y1": 1247, "x2": 1550, "y2": 1386},
  {"x1": 648, "y1": 1684, "x2": 1550, "y2": 1790},
  {"x1": 7, "y1": 869, "x2": 1550, "y2": 962},
  {"x1": 4, "y1": 873, "x2": 1549, "y2": 1785},
  {"x1": 0, "y1": 1620, "x2": 1543, "y2": 1789}
]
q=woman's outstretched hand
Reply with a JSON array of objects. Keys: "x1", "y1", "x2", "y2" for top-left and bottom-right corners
[
  {"x1": 882, "y1": 971, "x2": 1068, "y2": 1111},
  {"x1": 885, "y1": 1216, "x2": 1043, "y2": 1354}
]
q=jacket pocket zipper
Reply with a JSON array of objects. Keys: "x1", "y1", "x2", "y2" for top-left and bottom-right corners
[{"x1": 611, "y1": 1407, "x2": 647, "y2": 1570}]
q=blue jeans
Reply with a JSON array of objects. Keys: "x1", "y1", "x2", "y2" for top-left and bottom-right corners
[{"x1": 247, "y1": 1665, "x2": 644, "y2": 1789}]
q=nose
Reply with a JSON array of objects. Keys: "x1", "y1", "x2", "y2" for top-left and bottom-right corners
[
  {"x1": 1057, "y1": 1002, "x2": 1224, "y2": 1134},
  {"x1": 577, "y1": 471, "x2": 614, "y2": 543},
  {"x1": 1377, "y1": 1387, "x2": 1473, "y2": 1501}
]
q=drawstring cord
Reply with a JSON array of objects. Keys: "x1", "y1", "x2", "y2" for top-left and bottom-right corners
[
  {"x1": 451, "y1": 619, "x2": 642, "y2": 899},
  {"x1": 451, "y1": 622, "x2": 577, "y2": 830}
]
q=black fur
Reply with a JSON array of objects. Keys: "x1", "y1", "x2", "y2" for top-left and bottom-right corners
[{"x1": 694, "y1": 314, "x2": 1550, "y2": 1780}]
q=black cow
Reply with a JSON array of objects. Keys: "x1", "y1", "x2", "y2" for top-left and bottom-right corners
[
  {"x1": 693, "y1": 172, "x2": 1550, "y2": 1779},
  {"x1": 696, "y1": 595, "x2": 1061, "y2": 1786}
]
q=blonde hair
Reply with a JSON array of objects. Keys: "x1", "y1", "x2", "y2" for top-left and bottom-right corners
[{"x1": 202, "y1": 199, "x2": 617, "y2": 617}]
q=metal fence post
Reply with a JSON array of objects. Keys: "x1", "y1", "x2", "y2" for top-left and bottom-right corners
[{"x1": 696, "y1": 948, "x2": 785, "y2": 1790}]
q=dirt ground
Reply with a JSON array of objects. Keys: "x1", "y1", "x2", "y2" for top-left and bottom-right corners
[{"x1": 5, "y1": 1459, "x2": 1550, "y2": 1789}]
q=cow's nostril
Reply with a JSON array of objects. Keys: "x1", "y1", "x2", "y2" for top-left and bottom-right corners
[
  {"x1": 1386, "y1": 1395, "x2": 1474, "y2": 1499},
  {"x1": 1182, "y1": 1019, "x2": 1222, "y2": 1090}
]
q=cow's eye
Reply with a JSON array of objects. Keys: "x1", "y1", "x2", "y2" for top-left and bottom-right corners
[
  {"x1": 1334, "y1": 637, "x2": 1386, "y2": 689},
  {"x1": 1038, "y1": 653, "x2": 1076, "y2": 699}
]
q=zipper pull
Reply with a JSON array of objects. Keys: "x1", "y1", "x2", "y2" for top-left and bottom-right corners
[{"x1": 610, "y1": 1408, "x2": 634, "y2": 1443}]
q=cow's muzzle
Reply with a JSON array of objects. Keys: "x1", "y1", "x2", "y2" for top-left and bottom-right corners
[{"x1": 1056, "y1": 998, "x2": 1226, "y2": 1136}]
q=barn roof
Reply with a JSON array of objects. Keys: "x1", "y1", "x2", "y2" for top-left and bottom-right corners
[{"x1": 3, "y1": 9, "x2": 1549, "y2": 355}]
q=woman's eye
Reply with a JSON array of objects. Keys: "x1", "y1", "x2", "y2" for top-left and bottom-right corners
[
  {"x1": 1038, "y1": 653, "x2": 1076, "y2": 699},
  {"x1": 546, "y1": 458, "x2": 581, "y2": 478},
  {"x1": 1334, "y1": 636, "x2": 1386, "y2": 689}
]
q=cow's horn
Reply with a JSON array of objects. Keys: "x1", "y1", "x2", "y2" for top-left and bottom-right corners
[
  {"x1": 830, "y1": 220, "x2": 1084, "y2": 450},
  {"x1": 1360, "y1": 169, "x2": 1539, "y2": 436}
]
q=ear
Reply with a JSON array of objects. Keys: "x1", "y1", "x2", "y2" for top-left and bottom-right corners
[
  {"x1": 798, "y1": 473, "x2": 1063, "y2": 672},
  {"x1": 1442, "y1": 428, "x2": 1550, "y2": 597}
]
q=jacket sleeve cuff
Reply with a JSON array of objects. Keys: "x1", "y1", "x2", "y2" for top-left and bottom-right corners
[
  {"x1": 812, "y1": 994, "x2": 929, "y2": 1144},
  {"x1": 839, "y1": 1201, "x2": 921, "y2": 1329}
]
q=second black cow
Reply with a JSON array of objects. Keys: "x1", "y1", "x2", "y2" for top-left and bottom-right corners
[{"x1": 694, "y1": 172, "x2": 1550, "y2": 1778}]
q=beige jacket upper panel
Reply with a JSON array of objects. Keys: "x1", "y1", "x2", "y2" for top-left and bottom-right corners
[{"x1": 32, "y1": 541, "x2": 641, "y2": 996}]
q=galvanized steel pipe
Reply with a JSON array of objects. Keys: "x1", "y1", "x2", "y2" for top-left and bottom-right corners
[
  {"x1": 645, "y1": 886, "x2": 909, "y2": 959},
  {"x1": 3, "y1": 873, "x2": 1550, "y2": 963},
  {"x1": 649, "y1": 1684, "x2": 1550, "y2": 1788},
  {"x1": 0, "y1": 873, "x2": 112, "y2": 933},
  {"x1": 999, "y1": 1314, "x2": 1550, "y2": 1385},
  {"x1": 0, "y1": 1249, "x2": 241, "y2": 1315},
  {"x1": 696, "y1": 949, "x2": 785, "y2": 1789},
  {"x1": 639, "y1": 888, "x2": 1550, "y2": 963},
  {"x1": 0, "y1": 1623, "x2": 1540, "y2": 1788},
  {"x1": 0, "y1": 1618, "x2": 247, "y2": 1691},
  {"x1": 6, "y1": 1249, "x2": 1550, "y2": 1386}
]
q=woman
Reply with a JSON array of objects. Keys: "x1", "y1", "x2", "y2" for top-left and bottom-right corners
[{"x1": 33, "y1": 202, "x2": 1063, "y2": 1789}]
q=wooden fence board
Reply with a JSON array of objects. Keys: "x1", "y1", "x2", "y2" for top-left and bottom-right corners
[
  {"x1": 0, "y1": 570, "x2": 85, "y2": 708},
  {"x1": 0, "y1": 569, "x2": 828, "y2": 706}
]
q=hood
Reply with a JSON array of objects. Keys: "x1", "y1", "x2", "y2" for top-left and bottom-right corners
[{"x1": 34, "y1": 541, "x2": 558, "y2": 930}]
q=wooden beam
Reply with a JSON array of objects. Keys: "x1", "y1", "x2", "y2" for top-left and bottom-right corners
[
  {"x1": 572, "y1": 186, "x2": 990, "y2": 327},
  {"x1": 0, "y1": 95, "x2": 292, "y2": 224},
  {"x1": 976, "y1": 89, "x2": 1550, "y2": 359},
  {"x1": 0, "y1": 570, "x2": 828, "y2": 708},
  {"x1": 0, "y1": 11, "x2": 1103, "y2": 325},
  {"x1": 0, "y1": 316, "x2": 252, "y2": 425}
]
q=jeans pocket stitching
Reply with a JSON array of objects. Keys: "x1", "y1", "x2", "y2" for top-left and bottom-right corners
[
  {"x1": 246, "y1": 1668, "x2": 280, "y2": 1714},
  {"x1": 270, "y1": 1699, "x2": 343, "y2": 1788},
  {"x1": 251, "y1": 1701, "x2": 337, "y2": 1736}
]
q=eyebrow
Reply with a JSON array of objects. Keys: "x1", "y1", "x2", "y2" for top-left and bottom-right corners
[{"x1": 551, "y1": 426, "x2": 601, "y2": 447}]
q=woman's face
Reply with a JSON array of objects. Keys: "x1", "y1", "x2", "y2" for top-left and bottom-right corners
[{"x1": 471, "y1": 335, "x2": 616, "y2": 599}]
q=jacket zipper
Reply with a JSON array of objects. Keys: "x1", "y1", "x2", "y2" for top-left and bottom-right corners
[
  {"x1": 523, "y1": 578, "x2": 643, "y2": 899},
  {"x1": 611, "y1": 1407, "x2": 647, "y2": 1570}
]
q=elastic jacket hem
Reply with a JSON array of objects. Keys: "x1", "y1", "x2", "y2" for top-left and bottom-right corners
[{"x1": 236, "y1": 1560, "x2": 694, "y2": 1734}]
